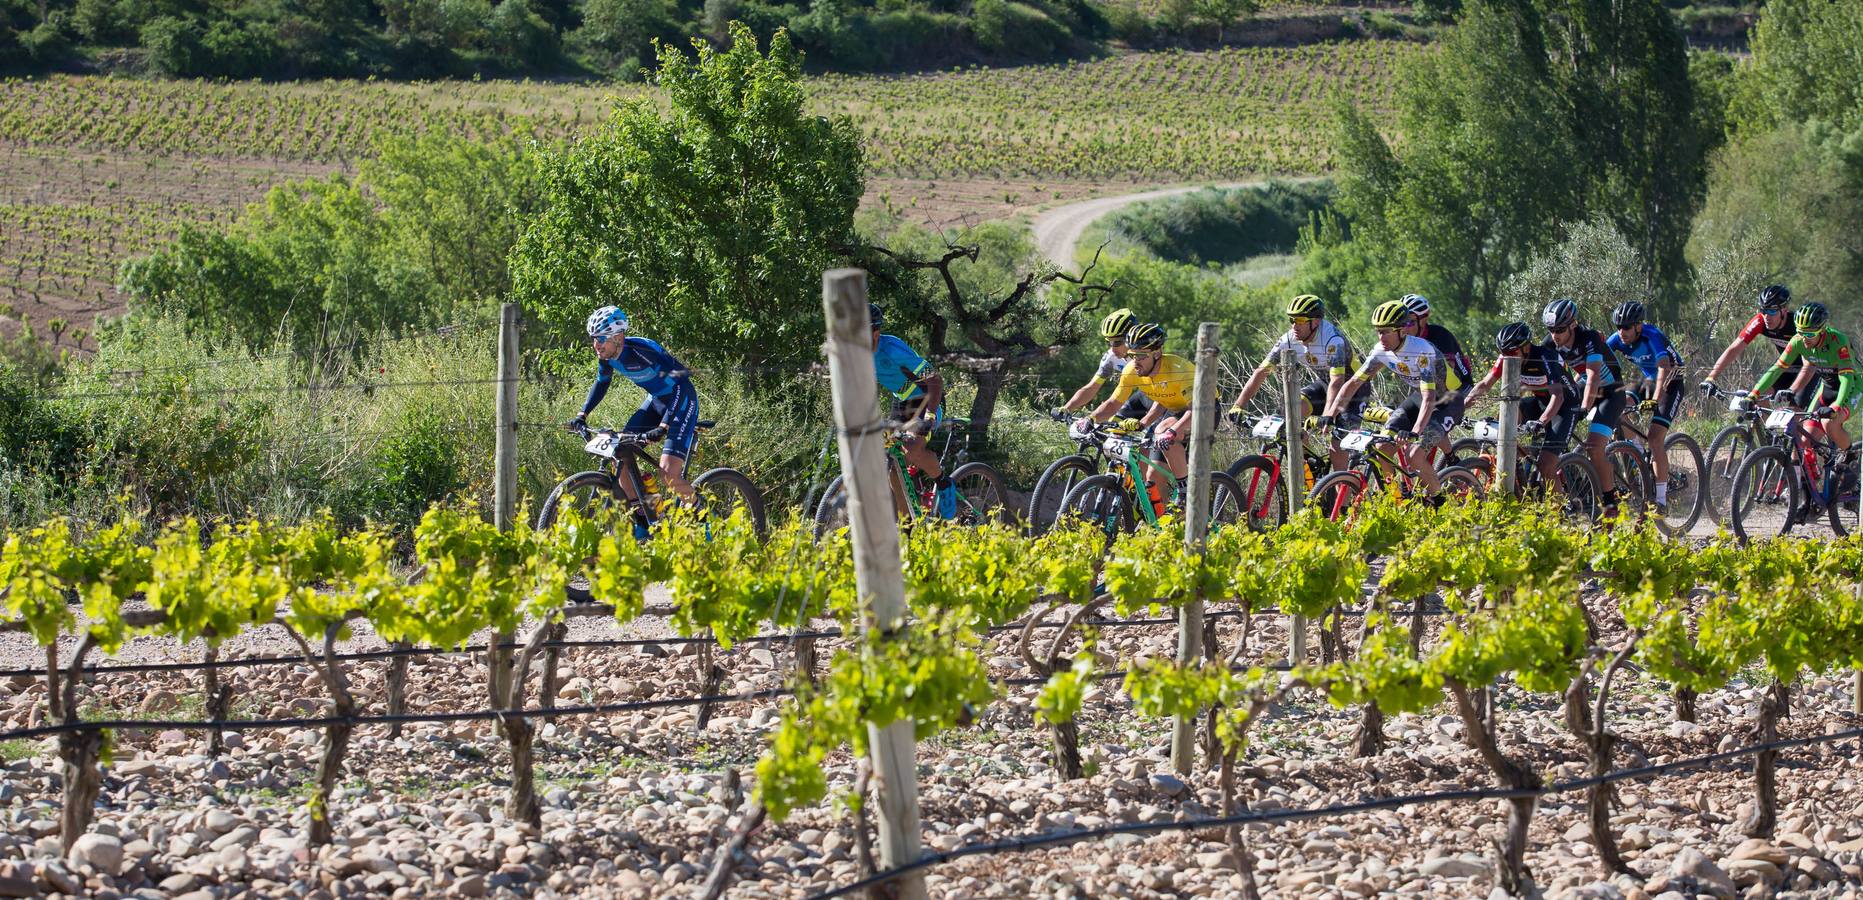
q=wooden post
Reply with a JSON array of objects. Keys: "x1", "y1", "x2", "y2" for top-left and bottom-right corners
[
  {"x1": 494, "y1": 302, "x2": 520, "y2": 532},
  {"x1": 1853, "y1": 669, "x2": 1861, "y2": 717},
  {"x1": 821, "y1": 269, "x2": 927, "y2": 900},
  {"x1": 1497, "y1": 355, "x2": 1522, "y2": 497},
  {"x1": 1280, "y1": 346, "x2": 1308, "y2": 665},
  {"x1": 1171, "y1": 323, "x2": 1219, "y2": 775}
]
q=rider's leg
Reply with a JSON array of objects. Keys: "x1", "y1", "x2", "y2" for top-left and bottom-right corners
[
  {"x1": 659, "y1": 389, "x2": 700, "y2": 503},
  {"x1": 1647, "y1": 422, "x2": 1669, "y2": 505},
  {"x1": 1826, "y1": 408, "x2": 1852, "y2": 450},
  {"x1": 1154, "y1": 414, "x2": 1189, "y2": 499},
  {"x1": 1407, "y1": 441, "x2": 1443, "y2": 496},
  {"x1": 901, "y1": 434, "x2": 941, "y2": 479}
]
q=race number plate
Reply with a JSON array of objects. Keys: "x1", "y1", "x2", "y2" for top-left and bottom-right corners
[
  {"x1": 1765, "y1": 408, "x2": 1796, "y2": 432},
  {"x1": 1252, "y1": 415, "x2": 1284, "y2": 439},
  {"x1": 1103, "y1": 437, "x2": 1136, "y2": 460},
  {"x1": 584, "y1": 433, "x2": 619, "y2": 458},
  {"x1": 1474, "y1": 420, "x2": 1503, "y2": 441},
  {"x1": 1341, "y1": 431, "x2": 1377, "y2": 452}
]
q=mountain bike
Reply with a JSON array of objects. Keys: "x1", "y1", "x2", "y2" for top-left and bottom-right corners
[
  {"x1": 1726, "y1": 399, "x2": 1861, "y2": 539},
  {"x1": 1704, "y1": 386, "x2": 1797, "y2": 525},
  {"x1": 1224, "y1": 412, "x2": 1330, "y2": 532},
  {"x1": 1613, "y1": 400, "x2": 1706, "y2": 535},
  {"x1": 1026, "y1": 411, "x2": 1140, "y2": 536},
  {"x1": 540, "y1": 421, "x2": 768, "y2": 600},
  {"x1": 1447, "y1": 417, "x2": 1602, "y2": 522},
  {"x1": 813, "y1": 417, "x2": 1010, "y2": 535},
  {"x1": 1306, "y1": 423, "x2": 1485, "y2": 520},
  {"x1": 1053, "y1": 420, "x2": 1246, "y2": 535}
]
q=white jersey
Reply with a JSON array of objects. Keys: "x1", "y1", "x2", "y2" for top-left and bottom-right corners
[
  {"x1": 1095, "y1": 349, "x2": 1149, "y2": 404},
  {"x1": 1261, "y1": 320, "x2": 1358, "y2": 377},
  {"x1": 1356, "y1": 335, "x2": 1459, "y2": 392}
]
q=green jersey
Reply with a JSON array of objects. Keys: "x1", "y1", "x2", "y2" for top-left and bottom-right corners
[{"x1": 1754, "y1": 328, "x2": 1861, "y2": 409}]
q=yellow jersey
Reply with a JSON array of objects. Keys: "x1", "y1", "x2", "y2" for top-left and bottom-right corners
[{"x1": 1110, "y1": 354, "x2": 1195, "y2": 412}]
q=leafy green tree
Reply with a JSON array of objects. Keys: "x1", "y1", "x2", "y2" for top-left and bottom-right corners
[
  {"x1": 511, "y1": 24, "x2": 864, "y2": 361},
  {"x1": 1730, "y1": 0, "x2": 1863, "y2": 135},
  {"x1": 363, "y1": 131, "x2": 546, "y2": 304}
]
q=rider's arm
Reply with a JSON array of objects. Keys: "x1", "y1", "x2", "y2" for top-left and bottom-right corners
[
  {"x1": 915, "y1": 372, "x2": 945, "y2": 418},
  {"x1": 1230, "y1": 365, "x2": 1272, "y2": 412},
  {"x1": 1542, "y1": 389, "x2": 1566, "y2": 422},
  {"x1": 1325, "y1": 373, "x2": 1369, "y2": 418},
  {"x1": 1092, "y1": 364, "x2": 1140, "y2": 422},
  {"x1": 1706, "y1": 316, "x2": 1762, "y2": 382},
  {"x1": 580, "y1": 361, "x2": 614, "y2": 418},
  {"x1": 1464, "y1": 363, "x2": 1502, "y2": 408},
  {"x1": 1751, "y1": 342, "x2": 1802, "y2": 394},
  {"x1": 1063, "y1": 377, "x2": 1105, "y2": 412},
  {"x1": 1835, "y1": 370, "x2": 1861, "y2": 411},
  {"x1": 1579, "y1": 360, "x2": 1602, "y2": 409},
  {"x1": 1654, "y1": 355, "x2": 1676, "y2": 399},
  {"x1": 1140, "y1": 403, "x2": 1168, "y2": 427}
]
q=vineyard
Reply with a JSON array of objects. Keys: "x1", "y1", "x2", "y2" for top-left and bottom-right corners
[
  {"x1": 0, "y1": 42, "x2": 1412, "y2": 345},
  {"x1": 3, "y1": 496, "x2": 1862, "y2": 898}
]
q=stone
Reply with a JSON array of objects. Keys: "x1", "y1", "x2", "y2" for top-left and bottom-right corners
[
  {"x1": 0, "y1": 862, "x2": 37, "y2": 898},
  {"x1": 1725, "y1": 839, "x2": 1788, "y2": 866},
  {"x1": 1721, "y1": 859, "x2": 1781, "y2": 888},
  {"x1": 114, "y1": 759, "x2": 161, "y2": 779},
  {"x1": 1671, "y1": 848, "x2": 1736, "y2": 899},
  {"x1": 1194, "y1": 851, "x2": 1236, "y2": 870},
  {"x1": 159, "y1": 874, "x2": 200, "y2": 893},
  {"x1": 1147, "y1": 774, "x2": 1187, "y2": 797},
  {"x1": 210, "y1": 827, "x2": 257, "y2": 852},
  {"x1": 1420, "y1": 855, "x2": 1488, "y2": 878},
  {"x1": 1795, "y1": 856, "x2": 1840, "y2": 882},
  {"x1": 451, "y1": 874, "x2": 486, "y2": 897},
  {"x1": 68, "y1": 833, "x2": 125, "y2": 874},
  {"x1": 38, "y1": 862, "x2": 79, "y2": 896},
  {"x1": 201, "y1": 809, "x2": 239, "y2": 835}
]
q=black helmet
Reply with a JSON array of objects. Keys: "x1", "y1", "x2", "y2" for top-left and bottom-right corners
[
  {"x1": 1542, "y1": 298, "x2": 1578, "y2": 330},
  {"x1": 1758, "y1": 285, "x2": 1791, "y2": 311},
  {"x1": 1126, "y1": 322, "x2": 1167, "y2": 350},
  {"x1": 868, "y1": 303, "x2": 885, "y2": 328},
  {"x1": 1611, "y1": 300, "x2": 1646, "y2": 328},
  {"x1": 1496, "y1": 322, "x2": 1532, "y2": 352}
]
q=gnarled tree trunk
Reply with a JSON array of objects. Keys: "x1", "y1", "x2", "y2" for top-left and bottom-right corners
[
  {"x1": 1449, "y1": 680, "x2": 1542, "y2": 896},
  {"x1": 1740, "y1": 679, "x2": 1790, "y2": 838}
]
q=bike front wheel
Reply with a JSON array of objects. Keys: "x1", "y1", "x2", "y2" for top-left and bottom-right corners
[
  {"x1": 1308, "y1": 470, "x2": 1368, "y2": 521},
  {"x1": 537, "y1": 470, "x2": 627, "y2": 603},
  {"x1": 949, "y1": 461, "x2": 1013, "y2": 527},
  {"x1": 1225, "y1": 454, "x2": 1288, "y2": 532},
  {"x1": 1056, "y1": 473, "x2": 1133, "y2": 537},
  {"x1": 1604, "y1": 440, "x2": 1653, "y2": 522},
  {"x1": 1704, "y1": 424, "x2": 1755, "y2": 525},
  {"x1": 691, "y1": 467, "x2": 768, "y2": 538},
  {"x1": 1730, "y1": 446, "x2": 1799, "y2": 541},
  {"x1": 1027, "y1": 455, "x2": 1096, "y2": 535},
  {"x1": 1826, "y1": 453, "x2": 1861, "y2": 537},
  {"x1": 1657, "y1": 433, "x2": 1706, "y2": 537}
]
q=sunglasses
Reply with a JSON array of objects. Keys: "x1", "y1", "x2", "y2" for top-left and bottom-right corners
[
  {"x1": 1288, "y1": 316, "x2": 1315, "y2": 326},
  {"x1": 1548, "y1": 325, "x2": 1572, "y2": 334},
  {"x1": 1375, "y1": 327, "x2": 1401, "y2": 336}
]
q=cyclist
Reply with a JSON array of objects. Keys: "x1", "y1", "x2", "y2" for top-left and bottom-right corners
[
  {"x1": 567, "y1": 306, "x2": 700, "y2": 512},
  {"x1": 1544, "y1": 298, "x2": 1628, "y2": 518},
  {"x1": 1748, "y1": 302, "x2": 1859, "y2": 456},
  {"x1": 1400, "y1": 293, "x2": 1474, "y2": 463},
  {"x1": 1606, "y1": 300, "x2": 1684, "y2": 510},
  {"x1": 868, "y1": 303, "x2": 957, "y2": 519},
  {"x1": 1321, "y1": 300, "x2": 1451, "y2": 499},
  {"x1": 1702, "y1": 285, "x2": 1822, "y2": 408},
  {"x1": 1055, "y1": 308, "x2": 1152, "y2": 421},
  {"x1": 1225, "y1": 293, "x2": 1361, "y2": 470},
  {"x1": 1464, "y1": 322, "x2": 1580, "y2": 489},
  {"x1": 1082, "y1": 322, "x2": 1195, "y2": 507}
]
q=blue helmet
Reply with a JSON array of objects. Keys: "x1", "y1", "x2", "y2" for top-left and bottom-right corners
[{"x1": 586, "y1": 306, "x2": 629, "y2": 339}]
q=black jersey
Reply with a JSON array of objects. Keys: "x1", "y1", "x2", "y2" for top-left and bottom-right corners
[
  {"x1": 1553, "y1": 325, "x2": 1624, "y2": 391},
  {"x1": 1421, "y1": 323, "x2": 1474, "y2": 391},
  {"x1": 1489, "y1": 343, "x2": 1578, "y2": 401}
]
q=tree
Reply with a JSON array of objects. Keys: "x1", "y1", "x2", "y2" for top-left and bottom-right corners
[
  {"x1": 1498, "y1": 216, "x2": 1649, "y2": 330},
  {"x1": 510, "y1": 24, "x2": 864, "y2": 362},
  {"x1": 1191, "y1": 0, "x2": 1254, "y2": 43},
  {"x1": 1730, "y1": 0, "x2": 1863, "y2": 135}
]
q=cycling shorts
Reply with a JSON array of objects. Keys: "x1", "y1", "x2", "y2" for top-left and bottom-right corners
[
  {"x1": 1520, "y1": 395, "x2": 1574, "y2": 454},
  {"x1": 1629, "y1": 380, "x2": 1686, "y2": 429},
  {"x1": 1301, "y1": 380, "x2": 1366, "y2": 425},
  {"x1": 1388, "y1": 390, "x2": 1465, "y2": 440},
  {"x1": 891, "y1": 398, "x2": 946, "y2": 432},
  {"x1": 1584, "y1": 388, "x2": 1626, "y2": 438},
  {"x1": 625, "y1": 381, "x2": 700, "y2": 460}
]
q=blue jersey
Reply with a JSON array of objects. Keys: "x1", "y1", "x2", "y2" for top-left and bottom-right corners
[
  {"x1": 874, "y1": 334, "x2": 932, "y2": 401},
  {"x1": 581, "y1": 336, "x2": 691, "y2": 417},
  {"x1": 1606, "y1": 325, "x2": 1682, "y2": 381}
]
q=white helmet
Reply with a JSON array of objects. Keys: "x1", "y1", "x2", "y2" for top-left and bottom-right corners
[{"x1": 586, "y1": 306, "x2": 629, "y2": 339}]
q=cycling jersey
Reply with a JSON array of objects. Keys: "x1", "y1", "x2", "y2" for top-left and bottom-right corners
[
  {"x1": 1261, "y1": 320, "x2": 1358, "y2": 378},
  {"x1": 1420, "y1": 323, "x2": 1474, "y2": 392},
  {"x1": 1553, "y1": 325, "x2": 1623, "y2": 392},
  {"x1": 1606, "y1": 324, "x2": 1683, "y2": 380},
  {"x1": 1111, "y1": 354, "x2": 1195, "y2": 412},
  {"x1": 1736, "y1": 313, "x2": 1797, "y2": 356},
  {"x1": 584, "y1": 337, "x2": 691, "y2": 414},
  {"x1": 1093, "y1": 349, "x2": 1150, "y2": 409},
  {"x1": 1491, "y1": 343, "x2": 1577, "y2": 401},
  {"x1": 874, "y1": 334, "x2": 933, "y2": 402},
  {"x1": 1755, "y1": 329, "x2": 1862, "y2": 410},
  {"x1": 1355, "y1": 335, "x2": 1460, "y2": 392}
]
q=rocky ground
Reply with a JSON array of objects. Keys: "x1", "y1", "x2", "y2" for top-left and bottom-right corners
[{"x1": 1, "y1": 597, "x2": 1861, "y2": 900}]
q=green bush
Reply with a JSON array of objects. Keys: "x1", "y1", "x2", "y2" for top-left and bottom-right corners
[
  {"x1": 1104, "y1": 180, "x2": 1340, "y2": 267},
  {"x1": 335, "y1": 414, "x2": 465, "y2": 530}
]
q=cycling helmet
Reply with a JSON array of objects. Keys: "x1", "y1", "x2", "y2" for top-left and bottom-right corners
[
  {"x1": 1099, "y1": 307, "x2": 1137, "y2": 340},
  {"x1": 1400, "y1": 293, "x2": 1431, "y2": 318},
  {"x1": 1495, "y1": 322, "x2": 1532, "y2": 352},
  {"x1": 1758, "y1": 284, "x2": 1791, "y2": 311},
  {"x1": 1542, "y1": 298, "x2": 1578, "y2": 330},
  {"x1": 1611, "y1": 300, "x2": 1646, "y2": 328},
  {"x1": 1285, "y1": 294, "x2": 1325, "y2": 319},
  {"x1": 586, "y1": 306, "x2": 629, "y2": 339},
  {"x1": 1370, "y1": 300, "x2": 1411, "y2": 329},
  {"x1": 1126, "y1": 322, "x2": 1167, "y2": 350},
  {"x1": 1794, "y1": 302, "x2": 1829, "y2": 334},
  {"x1": 868, "y1": 302, "x2": 885, "y2": 329}
]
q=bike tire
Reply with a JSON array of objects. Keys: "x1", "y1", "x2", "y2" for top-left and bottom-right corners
[
  {"x1": 1553, "y1": 451, "x2": 1603, "y2": 524},
  {"x1": 1826, "y1": 452, "x2": 1861, "y2": 537},
  {"x1": 813, "y1": 475, "x2": 849, "y2": 538},
  {"x1": 1730, "y1": 446, "x2": 1799, "y2": 541},
  {"x1": 690, "y1": 467, "x2": 768, "y2": 538},
  {"x1": 1027, "y1": 455, "x2": 1097, "y2": 535},
  {"x1": 950, "y1": 461, "x2": 1013, "y2": 527},
  {"x1": 537, "y1": 470, "x2": 626, "y2": 603},
  {"x1": 1224, "y1": 454, "x2": 1287, "y2": 532},
  {"x1": 1197, "y1": 472, "x2": 1247, "y2": 537},
  {"x1": 1604, "y1": 439, "x2": 1653, "y2": 522},
  {"x1": 1056, "y1": 473, "x2": 1133, "y2": 536},
  {"x1": 1436, "y1": 465, "x2": 1486, "y2": 503},
  {"x1": 1704, "y1": 424, "x2": 1755, "y2": 525},
  {"x1": 1448, "y1": 437, "x2": 1488, "y2": 465},
  {"x1": 1308, "y1": 470, "x2": 1367, "y2": 521},
  {"x1": 1657, "y1": 432, "x2": 1706, "y2": 537}
]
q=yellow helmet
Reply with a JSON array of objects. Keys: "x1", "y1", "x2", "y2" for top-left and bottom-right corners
[
  {"x1": 1099, "y1": 308, "x2": 1138, "y2": 340},
  {"x1": 1370, "y1": 300, "x2": 1412, "y2": 329},
  {"x1": 1126, "y1": 322, "x2": 1167, "y2": 350},
  {"x1": 1285, "y1": 294, "x2": 1324, "y2": 319}
]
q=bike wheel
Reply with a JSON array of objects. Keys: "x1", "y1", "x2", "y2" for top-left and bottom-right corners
[
  {"x1": 813, "y1": 475, "x2": 850, "y2": 537},
  {"x1": 1657, "y1": 433, "x2": 1706, "y2": 537},
  {"x1": 1027, "y1": 455, "x2": 1097, "y2": 535},
  {"x1": 1447, "y1": 437, "x2": 1488, "y2": 466},
  {"x1": 950, "y1": 461, "x2": 1012, "y2": 527},
  {"x1": 1308, "y1": 471, "x2": 1367, "y2": 521},
  {"x1": 1436, "y1": 465, "x2": 1486, "y2": 503},
  {"x1": 1056, "y1": 473, "x2": 1133, "y2": 536},
  {"x1": 1826, "y1": 452, "x2": 1861, "y2": 537},
  {"x1": 1704, "y1": 424, "x2": 1755, "y2": 525},
  {"x1": 1604, "y1": 440, "x2": 1653, "y2": 522},
  {"x1": 1224, "y1": 454, "x2": 1287, "y2": 532},
  {"x1": 1730, "y1": 446, "x2": 1799, "y2": 541},
  {"x1": 689, "y1": 468, "x2": 768, "y2": 538},
  {"x1": 537, "y1": 471, "x2": 626, "y2": 603},
  {"x1": 1196, "y1": 472, "x2": 1247, "y2": 536},
  {"x1": 1552, "y1": 452, "x2": 1603, "y2": 524}
]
